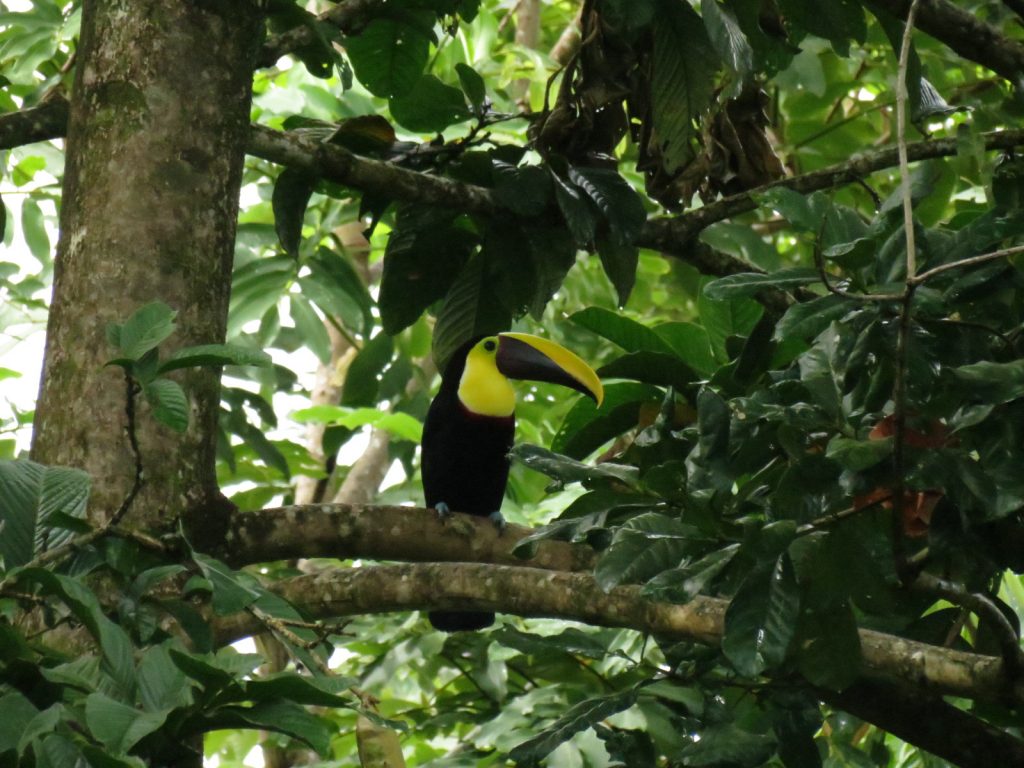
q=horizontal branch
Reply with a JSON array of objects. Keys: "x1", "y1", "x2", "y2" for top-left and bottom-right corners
[
  {"x1": 7, "y1": 99, "x2": 1024, "y2": 291},
  {"x1": 638, "y1": 128, "x2": 1024, "y2": 254},
  {"x1": 208, "y1": 558, "x2": 1021, "y2": 707},
  {"x1": 220, "y1": 502, "x2": 595, "y2": 572}
]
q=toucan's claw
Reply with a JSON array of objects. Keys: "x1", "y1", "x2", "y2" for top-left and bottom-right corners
[
  {"x1": 435, "y1": 502, "x2": 452, "y2": 522},
  {"x1": 488, "y1": 510, "x2": 507, "y2": 534}
]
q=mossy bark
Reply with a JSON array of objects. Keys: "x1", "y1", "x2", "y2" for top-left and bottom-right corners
[{"x1": 32, "y1": 0, "x2": 263, "y2": 533}]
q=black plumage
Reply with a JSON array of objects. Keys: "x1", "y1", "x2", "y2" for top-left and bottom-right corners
[{"x1": 421, "y1": 338, "x2": 511, "y2": 631}]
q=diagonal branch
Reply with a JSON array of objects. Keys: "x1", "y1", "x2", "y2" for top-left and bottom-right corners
[{"x1": 867, "y1": 0, "x2": 1024, "y2": 85}]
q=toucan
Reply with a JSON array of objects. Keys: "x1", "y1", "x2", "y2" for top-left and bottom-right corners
[{"x1": 421, "y1": 332, "x2": 604, "y2": 631}]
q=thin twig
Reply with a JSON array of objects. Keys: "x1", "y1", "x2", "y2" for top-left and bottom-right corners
[
  {"x1": 813, "y1": 240, "x2": 903, "y2": 302},
  {"x1": 909, "y1": 243, "x2": 1024, "y2": 285},
  {"x1": 890, "y1": 0, "x2": 923, "y2": 575},
  {"x1": 110, "y1": 373, "x2": 144, "y2": 527},
  {"x1": 913, "y1": 572, "x2": 1024, "y2": 684}
]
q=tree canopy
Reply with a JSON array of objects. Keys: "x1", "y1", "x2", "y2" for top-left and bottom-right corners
[{"x1": 3, "y1": 0, "x2": 1024, "y2": 766}]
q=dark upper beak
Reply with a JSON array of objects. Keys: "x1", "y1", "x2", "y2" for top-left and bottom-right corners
[{"x1": 495, "y1": 332, "x2": 603, "y2": 405}]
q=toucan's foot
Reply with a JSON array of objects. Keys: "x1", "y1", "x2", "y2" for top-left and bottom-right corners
[
  {"x1": 488, "y1": 510, "x2": 507, "y2": 535},
  {"x1": 434, "y1": 502, "x2": 452, "y2": 522}
]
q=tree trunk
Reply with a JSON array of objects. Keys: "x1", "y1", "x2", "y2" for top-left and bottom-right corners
[{"x1": 32, "y1": 0, "x2": 262, "y2": 535}]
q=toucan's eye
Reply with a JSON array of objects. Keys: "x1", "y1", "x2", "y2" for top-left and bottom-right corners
[{"x1": 483, "y1": 339, "x2": 497, "y2": 352}]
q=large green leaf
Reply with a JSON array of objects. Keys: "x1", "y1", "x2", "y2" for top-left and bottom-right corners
[
  {"x1": 722, "y1": 554, "x2": 800, "y2": 676},
  {"x1": 701, "y1": 0, "x2": 753, "y2": 77},
  {"x1": 675, "y1": 722, "x2": 777, "y2": 767},
  {"x1": 85, "y1": 693, "x2": 169, "y2": 755},
  {"x1": 697, "y1": 286, "x2": 763, "y2": 362},
  {"x1": 796, "y1": 600, "x2": 862, "y2": 691},
  {"x1": 571, "y1": 307, "x2": 675, "y2": 355},
  {"x1": 143, "y1": 378, "x2": 190, "y2": 433},
  {"x1": 431, "y1": 254, "x2": 510, "y2": 373},
  {"x1": 0, "y1": 459, "x2": 90, "y2": 568},
  {"x1": 552, "y1": 382, "x2": 663, "y2": 459},
  {"x1": 344, "y1": 15, "x2": 433, "y2": 98},
  {"x1": 703, "y1": 268, "x2": 819, "y2": 300},
  {"x1": 595, "y1": 513, "x2": 699, "y2": 591},
  {"x1": 341, "y1": 332, "x2": 394, "y2": 407},
  {"x1": 511, "y1": 444, "x2": 639, "y2": 489},
  {"x1": 378, "y1": 206, "x2": 477, "y2": 336},
  {"x1": 598, "y1": 351, "x2": 698, "y2": 391},
  {"x1": 108, "y1": 302, "x2": 177, "y2": 361},
  {"x1": 651, "y1": 0, "x2": 719, "y2": 173},
  {"x1": 389, "y1": 74, "x2": 470, "y2": 132},
  {"x1": 0, "y1": 691, "x2": 38, "y2": 753},
  {"x1": 952, "y1": 359, "x2": 1024, "y2": 405},
  {"x1": 207, "y1": 700, "x2": 333, "y2": 755},
  {"x1": 642, "y1": 545, "x2": 739, "y2": 603},
  {"x1": 509, "y1": 688, "x2": 639, "y2": 766},
  {"x1": 272, "y1": 168, "x2": 316, "y2": 257}
]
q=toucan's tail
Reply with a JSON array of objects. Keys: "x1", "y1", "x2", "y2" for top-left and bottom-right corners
[{"x1": 429, "y1": 610, "x2": 495, "y2": 632}]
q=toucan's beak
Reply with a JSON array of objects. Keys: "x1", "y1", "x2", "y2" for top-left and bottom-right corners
[{"x1": 495, "y1": 332, "x2": 603, "y2": 406}]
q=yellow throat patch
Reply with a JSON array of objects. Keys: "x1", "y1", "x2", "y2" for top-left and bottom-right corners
[{"x1": 457, "y1": 337, "x2": 515, "y2": 417}]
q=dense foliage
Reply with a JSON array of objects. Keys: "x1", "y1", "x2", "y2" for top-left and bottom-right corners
[{"x1": 3, "y1": 0, "x2": 1024, "y2": 766}]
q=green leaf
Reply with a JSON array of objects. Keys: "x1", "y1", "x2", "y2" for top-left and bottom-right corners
[
  {"x1": 952, "y1": 359, "x2": 1024, "y2": 405},
  {"x1": 697, "y1": 287, "x2": 763, "y2": 362},
  {"x1": 778, "y1": 0, "x2": 866, "y2": 56},
  {"x1": 825, "y1": 435, "x2": 893, "y2": 471},
  {"x1": 552, "y1": 170, "x2": 598, "y2": 247},
  {"x1": 493, "y1": 163, "x2": 551, "y2": 217},
  {"x1": 596, "y1": 234, "x2": 639, "y2": 307},
  {"x1": 344, "y1": 15, "x2": 433, "y2": 98},
  {"x1": 85, "y1": 693, "x2": 169, "y2": 754},
  {"x1": 389, "y1": 74, "x2": 471, "y2": 133},
  {"x1": 431, "y1": 254, "x2": 511, "y2": 373},
  {"x1": 137, "y1": 645, "x2": 193, "y2": 712},
  {"x1": 157, "y1": 343, "x2": 271, "y2": 373},
  {"x1": 341, "y1": 332, "x2": 394, "y2": 407},
  {"x1": 0, "y1": 459, "x2": 91, "y2": 568},
  {"x1": 191, "y1": 553, "x2": 261, "y2": 615},
  {"x1": 752, "y1": 187, "x2": 823, "y2": 232},
  {"x1": 511, "y1": 443, "x2": 639, "y2": 489},
  {"x1": 289, "y1": 293, "x2": 332, "y2": 364},
  {"x1": 773, "y1": 294, "x2": 853, "y2": 342},
  {"x1": 642, "y1": 545, "x2": 739, "y2": 603},
  {"x1": 305, "y1": 247, "x2": 375, "y2": 338},
  {"x1": 113, "y1": 302, "x2": 177, "y2": 360},
  {"x1": 0, "y1": 691, "x2": 38, "y2": 752},
  {"x1": 509, "y1": 688, "x2": 639, "y2": 765},
  {"x1": 455, "y1": 62, "x2": 486, "y2": 110},
  {"x1": 552, "y1": 382, "x2": 662, "y2": 459},
  {"x1": 701, "y1": 0, "x2": 753, "y2": 76},
  {"x1": 568, "y1": 167, "x2": 647, "y2": 246},
  {"x1": 210, "y1": 700, "x2": 333, "y2": 755},
  {"x1": 797, "y1": 600, "x2": 862, "y2": 690},
  {"x1": 571, "y1": 307, "x2": 675, "y2": 355},
  {"x1": 599, "y1": 351, "x2": 697, "y2": 391},
  {"x1": 722, "y1": 554, "x2": 800, "y2": 676},
  {"x1": 378, "y1": 206, "x2": 477, "y2": 336},
  {"x1": 15, "y1": 570, "x2": 136, "y2": 696},
  {"x1": 20, "y1": 197, "x2": 49, "y2": 261},
  {"x1": 140, "y1": 378, "x2": 187, "y2": 433},
  {"x1": 292, "y1": 405, "x2": 423, "y2": 442},
  {"x1": 595, "y1": 513, "x2": 698, "y2": 591},
  {"x1": 654, "y1": 322, "x2": 718, "y2": 377},
  {"x1": 651, "y1": 0, "x2": 719, "y2": 173},
  {"x1": 703, "y1": 268, "x2": 819, "y2": 299},
  {"x1": 675, "y1": 722, "x2": 777, "y2": 766},
  {"x1": 245, "y1": 672, "x2": 354, "y2": 707},
  {"x1": 272, "y1": 168, "x2": 316, "y2": 257},
  {"x1": 491, "y1": 626, "x2": 610, "y2": 659}
]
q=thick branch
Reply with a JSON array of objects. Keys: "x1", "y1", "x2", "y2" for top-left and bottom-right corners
[
  {"x1": 219, "y1": 503, "x2": 596, "y2": 573},
  {"x1": 867, "y1": 0, "x2": 1024, "y2": 85},
  {"x1": 208, "y1": 560, "x2": 1022, "y2": 707},
  {"x1": 0, "y1": 97, "x2": 68, "y2": 150},
  {"x1": 821, "y1": 680, "x2": 1024, "y2": 768}
]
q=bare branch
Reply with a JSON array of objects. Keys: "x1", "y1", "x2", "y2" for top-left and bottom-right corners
[
  {"x1": 0, "y1": 96, "x2": 68, "y2": 151},
  {"x1": 219, "y1": 503, "x2": 597, "y2": 573},
  {"x1": 206, "y1": 560, "x2": 1023, "y2": 708}
]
